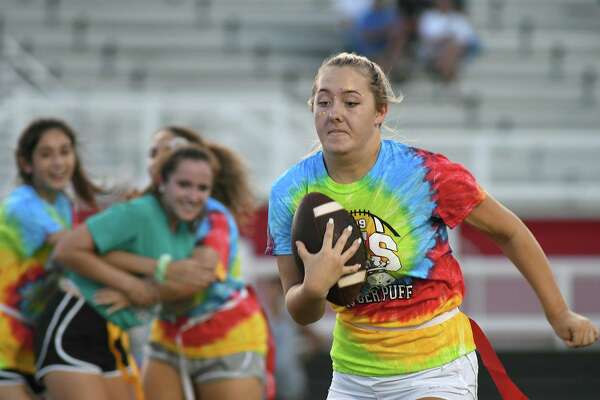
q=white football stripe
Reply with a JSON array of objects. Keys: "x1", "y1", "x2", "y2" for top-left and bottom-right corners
[
  {"x1": 338, "y1": 270, "x2": 367, "y2": 288},
  {"x1": 313, "y1": 201, "x2": 343, "y2": 217}
]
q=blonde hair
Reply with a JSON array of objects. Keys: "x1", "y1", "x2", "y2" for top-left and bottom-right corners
[{"x1": 308, "y1": 52, "x2": 403, "y2": 113}]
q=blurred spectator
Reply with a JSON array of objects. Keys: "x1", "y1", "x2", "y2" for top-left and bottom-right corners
[
  {"x1": 396, "y1": 0, "x2": 432, "y2": 44},
  {"x1": 334, "y1": 0, "x2": 374, "y2": 26},
  {"x1": 337, "y1": 0, "x2": 408, "y2": 79},
  {"x1": 333, "y1": 0, "x2": 373, "y2": 49},
  {"x1": 418, "y1": 0, "x2": 480, "y2": 82}
]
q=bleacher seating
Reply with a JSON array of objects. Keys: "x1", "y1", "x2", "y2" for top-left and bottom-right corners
[{"x1": 0, "y1": 0, "x2": 598, "y2": 204}]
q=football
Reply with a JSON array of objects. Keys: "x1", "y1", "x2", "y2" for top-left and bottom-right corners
[{"x1": 291, "y1": 192, "x2": 368, "y2": 306}]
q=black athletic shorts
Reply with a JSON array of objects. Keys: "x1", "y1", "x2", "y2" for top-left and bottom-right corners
[{"x1": 34, "y1": 291, "x2": 130, "y2": 381}]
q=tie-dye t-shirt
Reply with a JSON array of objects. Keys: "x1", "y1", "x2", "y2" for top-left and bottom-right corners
[
  {"x1": 267, "y1": 140, "x2": 486, "y2": 376},
  {"x1": 150, "y1": 198, "x2": 268, "y2": 359},
  {"x1": 159, "y1": 197, "x2": 245, "y2": 320},
  {"x1": 0, "y1": 185, "x2": 71, "y2": 372}
]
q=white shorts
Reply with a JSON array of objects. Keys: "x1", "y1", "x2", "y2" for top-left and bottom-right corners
[{"x1": 327, "y1": 351, "x2": 478, "y2": 400}]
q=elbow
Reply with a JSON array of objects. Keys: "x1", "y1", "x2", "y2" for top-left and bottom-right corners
[
  {"x1": 282, "y1": 283, "x2": 326, "y2": 325},
  {"x1": 52, "y1": 239, "x2": 70, "y2": 265},
  {"x1": 52, "y1": 232, "x2": 86, "y2": 270},
  {"x1": 490, "y1": 223, "x2": 524, "y2": 249},
  {"x1": 52, "y1": 226, "x2": 94, "y2": 269},
  {"x1": 286, "y1": 301, "x2": 324, "y2": 326}
]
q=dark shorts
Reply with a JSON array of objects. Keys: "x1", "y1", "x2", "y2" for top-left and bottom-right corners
[
  {"x1": 34, "y1": 291, "x2": 131, "y2": 381},
  {"x1": 0, "y1": 369, "x2": 44, "y2": 394}
]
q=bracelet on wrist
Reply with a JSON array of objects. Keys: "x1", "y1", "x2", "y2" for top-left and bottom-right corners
[{"x1": 154, "y1": 254, "x2": 172, "y2": 283}]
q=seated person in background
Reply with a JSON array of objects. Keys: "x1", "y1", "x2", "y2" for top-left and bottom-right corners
[
  {"x1": 396, "y1": 0, "x2": 432, "y2": 44},
  {"x1": 349, "y1": 0, "x2": 407, "y2": 78},
  {"x1": 333, "y1": 0, "x2": 373, "y2": 53},
  {"x1": 333, "y1": 0, "x2": 374, "y2": 30},
  {"x1": 418, "y1": 0, "x2": 480, "y2": 82}
]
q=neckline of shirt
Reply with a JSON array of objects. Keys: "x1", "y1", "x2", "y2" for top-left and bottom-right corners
[{"x1": 320, "y1": 141, "x2": 385, "y2": 194}]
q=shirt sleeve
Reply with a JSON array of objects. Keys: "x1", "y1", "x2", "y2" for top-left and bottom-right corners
[
  {"x1": 422, "y1": 151, "x2": 486, "y2": 229},
  {"x1": 266, "y1": 185, "x2": 295, "y2": 256},
  {"x1": 86, "y1": 201, "x2": 139, "y2": 254},
  {"x1": 6, "y1": 196, "x2": 64, "y2": 257},
  {"x1": 197, "y1": 211, "x2": 233, "y2": 281}
]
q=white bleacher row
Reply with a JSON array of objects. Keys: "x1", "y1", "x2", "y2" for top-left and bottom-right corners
[
  {"x1": 2, "y1": 0, "x2": 599, "y2": 66},
  {"x1": 469, "y1": 0, "x2": 600, "y2": 29},
  {"x1": 1, "y1": 1, "x2": 598, "y2": 135}
]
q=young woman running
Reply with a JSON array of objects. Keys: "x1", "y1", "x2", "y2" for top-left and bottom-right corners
[{"x1": 267, "y1": 52, "x2": 599, "y2": 400}]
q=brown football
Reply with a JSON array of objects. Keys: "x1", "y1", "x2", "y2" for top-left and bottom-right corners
[{"x1": 291, "y1": 192, "x2": 368, "y2": 306}]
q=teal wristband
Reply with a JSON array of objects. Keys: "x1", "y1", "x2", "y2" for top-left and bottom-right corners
[{"x1": 154, "y1": 254, "x2": 172, "y2": 283}]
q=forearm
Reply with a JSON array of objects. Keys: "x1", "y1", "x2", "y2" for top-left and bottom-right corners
[
  {"x1": 103, "y1": 251, "x2": 156, "y2": 276},
  {"x1": 467, "y1": 195, "x2": 599, "y2": 347},
  {"x1": 466, "y1": 196, "x2": 570, "y2": 320},
  {"x1": 285, "y1": 283, "x2": 326, "y2": 325},
  {"x1": 157, "y1": 281, "x2": 199, "y2": 301},
  {"x1": 55, "y1": 250, "x2": 136, "y2": 293},
  {"x1": 496, "y1": 223, "x2": 568, "y2": 319},
  {"x1": 100, "y1": 252, "x2": 194, "y2": 301}
]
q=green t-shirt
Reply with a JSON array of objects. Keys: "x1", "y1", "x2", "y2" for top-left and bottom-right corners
[{"x1": 68, "y1": 194, "x2": 197, "y2": 329}]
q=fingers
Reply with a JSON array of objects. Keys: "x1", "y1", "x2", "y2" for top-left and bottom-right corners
[
  {"x1": 136, "y1": 284, "x2": 159, "y2": 306},
  {"x1": 94, "y1": 289, "x2": 120, "y2": 304},
  {"x1": 107, "y1": 302, "x2": 127, "y2": 315},
  {"x1": 94, "y1": 289, "x2": 129, "y2": 314},
  {"x1": 296, "y1": 240, "x2": 309, "y2": 260},
  {"x1": 584, "y1": 328, "x2": 596, "y2": 346},
  {"x1": 322, "y1": 218, "x2": 334, "y2": 248},
  {"x1": 341, "y1": 238, "x2": 362, "y2": 264},
  {"x1": 571, "y1": 325, "x2": 583, "y2": 347},
  {"x1": 334, "y1": 225, "x2": 354, "y2": 253},
  {"x1": 341, "y1": 263, "x2": 362, "y2": 276},
  {"x1": 580, "y1": 322, "x2": 600, "y2": 346},
  {"x1": 95, "y1": 294, "x2": 113, "y2": 305},
  {"x1": 565, "y1": 321, "x2": 600, "y2": 348}
]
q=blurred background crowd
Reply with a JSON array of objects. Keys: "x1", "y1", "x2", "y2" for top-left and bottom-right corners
[{"x1": 1, "y1": 0, "x2": 599, "y2": 398}]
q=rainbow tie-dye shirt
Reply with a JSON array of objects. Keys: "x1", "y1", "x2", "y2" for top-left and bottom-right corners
[
  {"x1": 150, "y1": 198, "x2": 268, "y2": 359},
  {"x1": 267, "y1": 140, "x2": 486, "y2": 376},
  {"x1": 0, "y1": 185, "x2": 71, "y2": 373}
]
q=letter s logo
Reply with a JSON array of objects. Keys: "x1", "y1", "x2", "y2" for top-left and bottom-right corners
[{"x1": 369, "y1": 233, "x2": 401, "y2": 271}]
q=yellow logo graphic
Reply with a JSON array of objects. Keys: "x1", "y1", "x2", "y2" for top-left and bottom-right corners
[{"x1": 351, "y1": 210, "x2": 402, "y2": 288}]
